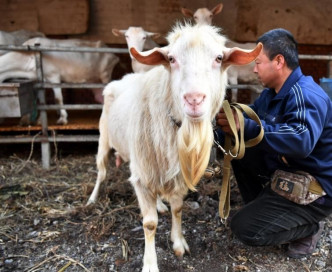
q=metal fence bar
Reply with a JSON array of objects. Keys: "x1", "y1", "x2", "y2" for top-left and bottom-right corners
[
  {"x1": 1, "y1": 45, "x2": 331, "y2": 60},
  {"x1": 34, "y1": 82, "x2": 106, "y2": 89},
  {"x1": 0, "y1": 44, "x2": 129, "y2": 54},
  {"x1": 299, "y1": 54, "x2": 332, "y2": 60},
  {"x1": 37, "y1": 104, "x2": 103, "y2": 110},
  {"x1": 0, "y1": 135, "x2": 99, "y2": 143}
]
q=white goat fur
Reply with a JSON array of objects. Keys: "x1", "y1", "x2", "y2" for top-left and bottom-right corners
[
  {"x1": 88, "y1": 23, "x2": 262, "y2": 272},
  {"x1": 112, "y1": 27, "x2": 160, "y2": 73},
  {"x1": 0, "y1": 37, "x2": 119, "y2": 124},
  {"x1": 181, "y1": 3, "x2": 261, "y2": 102},
  {"x1": 0, "y1": 29, "x2": 45, "y2": 55}
]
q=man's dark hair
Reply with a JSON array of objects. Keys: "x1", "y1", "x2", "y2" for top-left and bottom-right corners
[{"x1": 256, "y1": 28, "x2": 299, "y2": 70}]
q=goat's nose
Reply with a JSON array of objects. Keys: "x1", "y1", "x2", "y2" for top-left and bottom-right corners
[{"x1": 184, "y1": 92, "x2": 206, "y2": 106}]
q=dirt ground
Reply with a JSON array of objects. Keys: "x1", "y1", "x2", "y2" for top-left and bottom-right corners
[{"x1": 1, "y1": 143, "x2": 332, "y2": 272}]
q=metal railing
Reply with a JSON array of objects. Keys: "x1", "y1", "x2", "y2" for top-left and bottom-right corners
[{"x1": 0, "y1": 44, "x2": 128, "y2": 168}]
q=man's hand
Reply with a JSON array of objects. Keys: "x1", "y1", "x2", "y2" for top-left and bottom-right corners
[{"x1": 216, "y1": 107, "x2": 240, "y2": 135}]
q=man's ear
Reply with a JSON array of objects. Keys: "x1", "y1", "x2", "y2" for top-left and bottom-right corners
[{"x1": 275, "y1": 54, "x2": 285, "y2": 67}]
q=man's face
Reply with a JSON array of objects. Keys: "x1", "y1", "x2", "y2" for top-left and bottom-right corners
[{"x1": 253, "y1": 49, "x2": 278, "y2": 89}]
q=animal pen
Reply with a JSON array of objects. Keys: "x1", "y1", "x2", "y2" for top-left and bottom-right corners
[{"x1": 0, "y1": 43, "x2": 331, "y2": 169}]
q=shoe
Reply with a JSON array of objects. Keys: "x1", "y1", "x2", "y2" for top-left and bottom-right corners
[{"x1": 286, "y1": 221, "x2": 325, "y2": 258}]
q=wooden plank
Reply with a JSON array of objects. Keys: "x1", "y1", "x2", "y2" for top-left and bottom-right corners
[
  {"x1": 0, "y1": 0, "x2": 38, "y2": 31},
  {"x1": 0, "y1": 110, "x2": 100, "y2": 132},
  {"x1": 36, "y1": 0, "x2": 89, "y2": 35},
  {"x1": 0, "y1": 0, "x2": 89, "y2": 35},
  {"x1": 235, "y1": 0, "x2": 332, "y2": 45}
]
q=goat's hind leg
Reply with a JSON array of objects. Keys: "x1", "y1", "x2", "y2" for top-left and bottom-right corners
[
  {"x1": 86, "y1": 113, "x2": 110, "y2": 205},
  {"x1": 156, "y1": 195, "x2": 168, "y2": 213}
]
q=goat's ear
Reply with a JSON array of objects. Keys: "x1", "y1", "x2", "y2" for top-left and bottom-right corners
[
  {"x1": 181, "y1": 7, "x2": 194, "y2": 18},
  {"x1": 222, "y1": 43, "x2": 263, "y2": 69},
  {"x1": 146, "y1": 31, "x2": 161, "y2": 40},
  {"x1": 211, "y1": 3, "x2": 223, "y2": 15},
  {"x1": 112, "y1": 28, "x2": 126, "y2": 37},
  {"x1": 130, "y1": 47, "x2": 169, "y2": 66}
]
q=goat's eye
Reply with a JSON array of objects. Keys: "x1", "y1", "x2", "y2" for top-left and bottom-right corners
[
  {"x1": 143, "y1": 36, "x2": 146, "y2": 40},
  {"x1": 168, "y1": 56, "x2": 175, "y2": 63},
  {"x1": 209, "y1": 14, "x2": 213, "y2": 18},
  {"x1": 216, "y1": 55, "x2": 223, "y2": 63},
  {"x1": 125, "y1": 35, "x2": 129, "y2": 39}
]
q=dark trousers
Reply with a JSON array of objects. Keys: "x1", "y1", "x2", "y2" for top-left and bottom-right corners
[{"x1": 229, "y1": 148, "x2": 332, "y2": 246}]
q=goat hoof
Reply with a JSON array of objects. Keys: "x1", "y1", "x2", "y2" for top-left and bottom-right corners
[{"x1": 56, "y1": 118, "x2": 68, "y2": 125}]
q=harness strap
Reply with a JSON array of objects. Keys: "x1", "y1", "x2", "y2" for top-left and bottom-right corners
[{"x1": 218, "y1": 100, "x2": 264, "y2": 221}]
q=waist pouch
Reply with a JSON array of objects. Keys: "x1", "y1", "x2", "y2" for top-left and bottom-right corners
[{"x1": 271, "y1": 170, "x2": 326, "y2": 205}]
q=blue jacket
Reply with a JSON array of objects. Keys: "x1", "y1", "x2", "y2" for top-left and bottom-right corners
[{"x1": 244, "y1": 67, "x2": 332, "y2": 198}]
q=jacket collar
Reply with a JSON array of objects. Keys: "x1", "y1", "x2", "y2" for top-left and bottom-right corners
[{"x1": 275, "y1": 66, "x2": 303, "y2": 99}]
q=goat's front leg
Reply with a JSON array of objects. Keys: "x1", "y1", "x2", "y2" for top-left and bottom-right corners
[
  {"x1": 169, "y1": 193, "x2": 189, "y2": 258},
  {"x1": 53, "y1": 87, "x2": 68, "y2": 125},
  {"x1": 132, "y1": 179, "x2": 159, "y2": 272}
]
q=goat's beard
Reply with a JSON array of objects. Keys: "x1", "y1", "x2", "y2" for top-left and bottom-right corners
[{"x1": 177, "y1": 117, "x2": 213, "y2": 191}]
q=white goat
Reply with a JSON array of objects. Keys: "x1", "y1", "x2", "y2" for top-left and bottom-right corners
[
  {"x1": 112, "y1": 27, "x2": 160, "y2": 73},
  {"x1": 181, "y1": 3, "x2": 261, "y2": 102},
  {"x1": 181, "y1": 3, "x2": 224, "y2": 25},
  {"x1": 88, "y1": 23, "x2": 262, "y2": 272},
  {"x1": 0, "y1": 37, "x2": 119, "y2": 125},
  {"x1": 0, "y1": 29, "x2": 45, "y2": 55}
]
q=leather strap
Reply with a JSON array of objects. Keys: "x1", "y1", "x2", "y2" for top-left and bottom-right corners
[{"x1": 218, "y1": 100, "x2": 264, "y2": 221}]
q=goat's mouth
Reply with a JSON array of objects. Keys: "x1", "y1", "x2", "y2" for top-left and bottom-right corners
[{"x1": 185, "y1": 109, "x2": 206, "y2": 121}]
